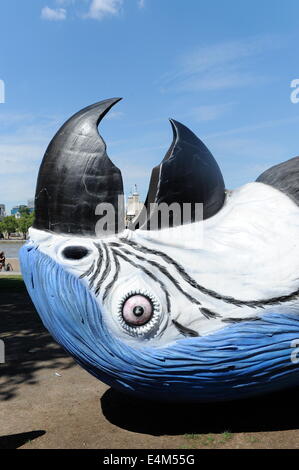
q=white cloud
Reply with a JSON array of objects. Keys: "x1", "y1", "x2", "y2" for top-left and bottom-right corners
[
  {"x1": 204, "y1": 115, "x2": 299, "y2": 140},
  {"x1": 138, "y1": 0, "x2": 145, "y2": 8},
  {"x1": 55, "y1": 0, "x2": 75, "y2": 4},
  {"x1": 190, "y1": 103, "x2": 234, "y2": 122},
  {"x1": 41, "y1": 6, "x2": 67, "y2": 21},
  {"x1": 41, "y1": 0, "x2": 125, "y2": 22},
  {"x1": 180, "y1": 37, "x2": 277, "y2": 75},
  {"x1": 160, "y1": 35, "x2": 284, "y2": 93},
  {"x1": 172, "y1": 72, "x2": 264, "y2": 93},
  {"x1": 0, "y1": 141, "x2": 43, "y2": 209},
  {"x1": 85, "y1": 0, "x2": 123, "y2": 20},
  {"x1": 0, "y1": 113, "x2": 62, "y2": 211},
  {"x1": 105, "y1": 111, "x2": 125, "y2": 120}
]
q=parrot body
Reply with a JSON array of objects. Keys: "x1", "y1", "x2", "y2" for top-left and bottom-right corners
[{"x1": 20, "y1": 98, "x2": 299, "y2": 402}]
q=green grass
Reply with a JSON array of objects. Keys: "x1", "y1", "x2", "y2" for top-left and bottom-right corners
[
  {"x1": 246, "y1": 435, "x2": 259, "y2": 444},
  {"x1": 184, "y1": 433, "x2": 200, "y2": 440},
  {"x1": 0, "y1": 275, "x2": 25, "y2": 293},
  {"x1": 0, "y1": 274, "x2": 23, "y2": 280},
  {"x1": 184, "y1": 433, "x2": 216, "y2": 447},
  {"x1": 202, "y1": 434, "x2": 216, "y2": 446},
  {"x1": 219, "y1": 431, "x2": 233, "y2": 443},
  {"x1": 183, "y1": 431, "x2": 234, "y2": 448}
]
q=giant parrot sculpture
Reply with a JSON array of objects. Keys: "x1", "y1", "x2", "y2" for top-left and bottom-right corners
[{"x1": 20, "y1": 98, "x2": 299, "y2": 402}]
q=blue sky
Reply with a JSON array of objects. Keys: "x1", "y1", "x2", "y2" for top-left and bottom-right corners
[{"x1": 1, "y1": 0, "x2": 299, "y2": 213}]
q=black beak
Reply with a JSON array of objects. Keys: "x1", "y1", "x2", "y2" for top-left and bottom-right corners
[{"x1": 33, "y1": 98, "x2": 124, "y2": 236}]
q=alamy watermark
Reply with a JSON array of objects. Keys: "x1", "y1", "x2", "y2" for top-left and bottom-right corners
[
  {"x1": 290, "y1": 339, "x2": 299, "y2": 364},
  {"x1": 0, "y1": 79, "x2": 5, "y2": 103},
  {"x1": 0, "y1": 339, "x2": 5, "y2": 363},
  {"x1": 290, "y1": 79, "x2": 299, "y2": 104},
  {"x1": 95, "y1": 197, "x2": 204, "y2": 244}
]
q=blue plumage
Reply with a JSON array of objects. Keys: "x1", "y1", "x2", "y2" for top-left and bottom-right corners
[{"x1": 20, "y1": 243, "x2": 299, "y2": 402}]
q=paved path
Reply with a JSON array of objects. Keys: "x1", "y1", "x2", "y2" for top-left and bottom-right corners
[{"x1": 0, "y1": 272, "x2": 21, "y2": 276}]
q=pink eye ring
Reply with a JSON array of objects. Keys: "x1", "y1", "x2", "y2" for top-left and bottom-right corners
[{"x1": 122, "y1": 294, "x2": 154, "y2": 326}]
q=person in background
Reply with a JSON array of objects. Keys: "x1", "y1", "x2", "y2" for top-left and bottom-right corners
[{"x1": 0, "y1": 251, "x2": 5, "y2": 271}]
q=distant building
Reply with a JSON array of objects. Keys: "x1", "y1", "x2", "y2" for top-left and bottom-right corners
[
  {"x1": 27, "y1": 198, "x2": 35, "y2": 210},
  {"x1": 11, "y1": 206, "x2": 20, "y2": 217},
  {"x1": 125, "y1": 185, "x2": 144, "y2": 227},
  {"x1": 0, "y1": 204, "x2": 5, "y2": 220},
  {"x1": 11, "y1": 204, "x2": 34, "y2": 218}
]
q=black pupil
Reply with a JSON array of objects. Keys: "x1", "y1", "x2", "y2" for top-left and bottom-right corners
[
  {"x1": 133, "y1": 306, "x2": 144, "y2": 317},
  {"x1": 62, "y1": 246, "x2": 89, "y2": 260}
]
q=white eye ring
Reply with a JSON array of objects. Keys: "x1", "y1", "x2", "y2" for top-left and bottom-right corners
[{"x1": 117, "y1": 289, "x2": 162, "y2": 337}]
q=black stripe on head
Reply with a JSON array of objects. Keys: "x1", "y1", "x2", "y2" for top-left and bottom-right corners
[
  {"x1": 89, "y1": 243, "x2": 104, "y2": 289},
  {"x1": 111, "y1": 248, "x2": 171, "y2": 313},
  {"x1": 103, "y1": 250, "x2": 121, "y2": 302},
  {"x1": 109, "y1": 242, "x2": 221, "y2": 319},
  {"x1": 200, "y1": 308, "x2": 221, "y2": 319},
  {"x1": 113, "y1": 245, "x2": 203, "y2": 306},
  {"x1": 172, "y1": 320, "x2": 200, "y2": 337},
  {"x1": 117, "y1": 238, "x2": 240, "y2": 305},
  {"x1": 95, "y1": 244, "x2": 112, "y2": 295},
  {"x1": 79, "y1": 259, "x2": 95, "y2": 280},
  {"x1": 222, "y1": 316, "x2": 260, "y2": 324},
  {"x1": 118, "y1": 239, "x2": 299, "y2": 308},
  {"x1": 110, "y1": 244, "x2": 225, "y2": 321}
]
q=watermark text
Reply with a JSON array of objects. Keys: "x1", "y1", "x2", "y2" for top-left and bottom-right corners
[
  {"x1": 0, "y1": 79, "x2": 5, "y2": 103},
  {"x1": 95, "y1": 197, "x2": 204, "y2": 243},
  {"x1": 290, "y1": 79, "x2": 299, "y2": 104},
  {"x1": 0, "y1": 339, "x2": 5, "y2": 363},
  {"x1": 290, "y1": 339, "x2": 299, "y2": 363}
]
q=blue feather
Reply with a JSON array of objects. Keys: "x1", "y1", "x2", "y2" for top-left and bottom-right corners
[{"x1": 20, "y1": 243, "x2": 299, "y2": 402}]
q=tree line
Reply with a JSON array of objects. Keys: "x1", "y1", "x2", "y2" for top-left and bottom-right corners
[{"x1": 0, "y1": 208, "x2": 34, "y2": 239}]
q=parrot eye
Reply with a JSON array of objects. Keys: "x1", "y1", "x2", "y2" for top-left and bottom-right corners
[
  {"x1": 122, "y1": 295, "x2": 154, "y2": 326},
  {"x1": 62, "y1": 246, "x2": 90, "y2": 260},
  {"x1": 117, "y1": 291, "x2": 162, "y2": 337}
]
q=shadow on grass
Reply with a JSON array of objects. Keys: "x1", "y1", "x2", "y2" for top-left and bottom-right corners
[
  {"x1": 0, "y1": 276, "x2": 26, "y2": 293},
  {"x1": 0, "y1": 278, "x2": 75, "y2": 401},
  {"x1": 101, "y1": 382, "x2": 299, "y2": 436},
  {"x1": 0, "y1": 430, "x2": 46, "y2": 449}
]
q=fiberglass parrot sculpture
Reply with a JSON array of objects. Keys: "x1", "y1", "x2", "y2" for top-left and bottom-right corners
[{"x1": 20, "y1": 98, "x2": 299, "y2": 402}]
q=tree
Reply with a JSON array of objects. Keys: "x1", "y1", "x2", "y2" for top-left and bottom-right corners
[
  {"x1": 0, "y1": 216, "x2": 18, "y2": 238},
  {"x1": 19, "y1": 206, "x2": 31, "y2": 216},
  {"x1": 0, "y1": 221, "x2": 5, "y2": 238},
  {"x1": 16, "y1": 212, "x2": 35, "y2": 239}
]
